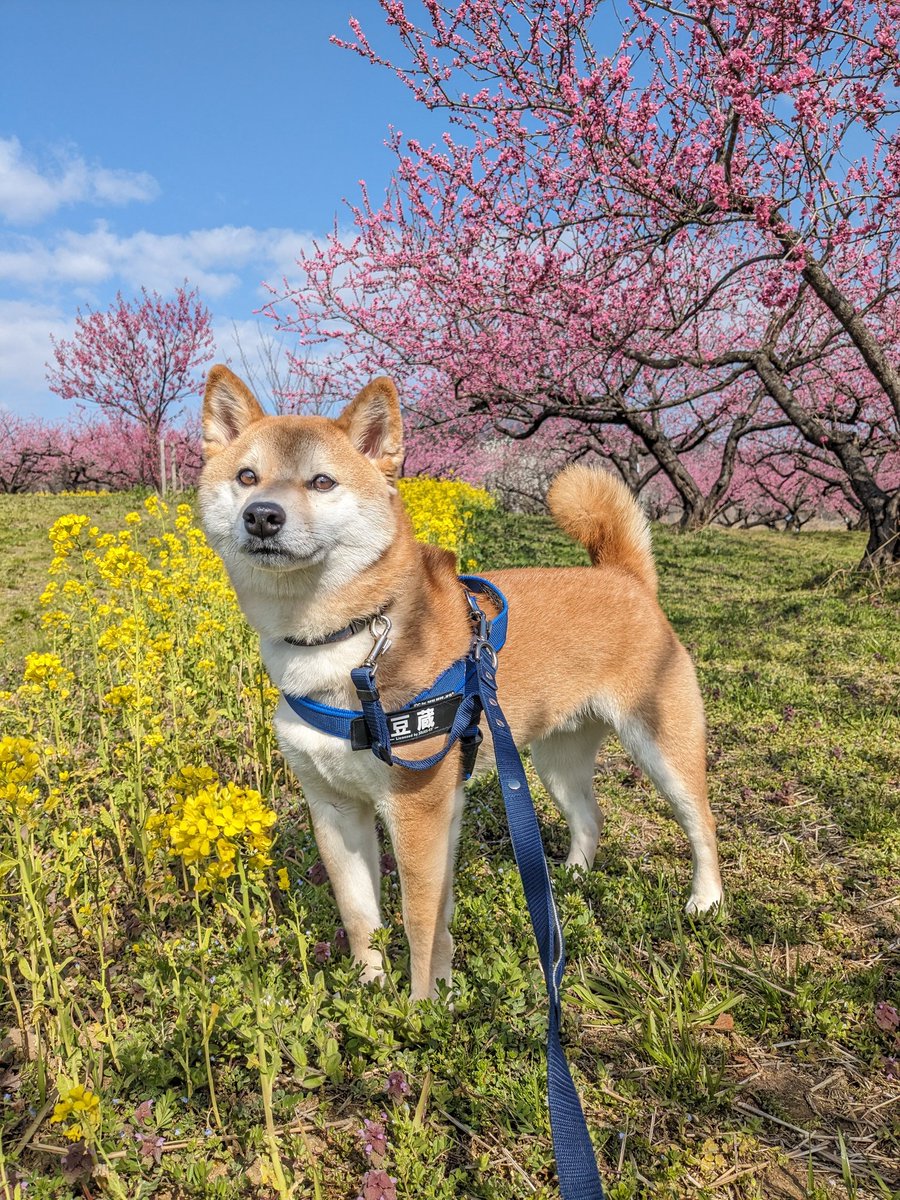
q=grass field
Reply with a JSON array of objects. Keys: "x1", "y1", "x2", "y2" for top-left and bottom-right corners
[{"x1": 0, "y1": 491, "x2": 898, "y2": 1199}]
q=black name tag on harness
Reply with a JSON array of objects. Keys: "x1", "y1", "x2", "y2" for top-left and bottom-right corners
[{"x1": 350, "y1": 691, "x2": 463, "y2": 751}]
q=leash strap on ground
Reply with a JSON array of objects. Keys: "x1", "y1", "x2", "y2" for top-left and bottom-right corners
[
  {"x1": 353, "y1": 579, "x2": 605, "y2": 1196},
  {"x1": 472, "y1": 648, "x2": 605, "y2": 1200}
]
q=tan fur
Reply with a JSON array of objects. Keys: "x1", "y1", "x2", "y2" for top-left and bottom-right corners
[
  {"x1": 198, "y1": 367, "x2": 723, "y2": 1001},
  {"x1": 335, "y1": 377, "x2": 405, "y2": 483},
  {"x1": 203, "y1": 364, "x2": 266, "y2": 458},
  {"x1": 548, "y1": 464, "x2": 658, "y2": 595}
]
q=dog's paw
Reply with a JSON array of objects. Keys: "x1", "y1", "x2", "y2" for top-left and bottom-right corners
[
  {"x1": 359, "y1": 961, "x2": 387, "y2": 988},
  {"x1": 685, "y1": 890, "x2": 723, "y2": 916},
  {"x1": 562, "y1": 856, "x2": 592, "y2": 876},
  {"x1": 411, "y1": 978, "x2": 456, "y2": 1008}
]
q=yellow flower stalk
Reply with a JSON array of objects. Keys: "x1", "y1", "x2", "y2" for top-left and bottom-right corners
[{"x1": 50, "y1": 1083, "x2": 101, "y2": 1143}]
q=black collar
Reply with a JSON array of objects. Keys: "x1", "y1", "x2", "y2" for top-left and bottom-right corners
[{"x1": 284, "y1": 614, "x2": 377, "y2": 648}]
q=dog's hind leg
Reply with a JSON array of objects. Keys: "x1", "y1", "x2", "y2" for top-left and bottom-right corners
[
  {"x1": 612, "y1": 664, "x2": 723, "y2": 914},
  {"x1": 530, "y1": 722, "x2": 610, "y2": 870},
  {"x1": 304, "y1": 784, "x2": 385, "y2": 984}
]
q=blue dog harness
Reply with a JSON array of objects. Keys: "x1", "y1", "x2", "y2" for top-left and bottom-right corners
[{"x1": 283, "y1": 576, "x2": 605, "y2": 1199}]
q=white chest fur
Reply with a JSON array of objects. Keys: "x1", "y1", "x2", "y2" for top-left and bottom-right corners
[{"x1": 262, "y1": 634, "x2": 395, "y2": 808}]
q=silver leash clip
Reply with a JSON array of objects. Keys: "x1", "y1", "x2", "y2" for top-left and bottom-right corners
[
  {"x1": 473, "y1": 637, "x2": 498, "y2": 668},
  {"x1": 466, "y1": 591, "x2": 497, "y2": 667},
  {"x1": 363, "y1": 614, "x2": 393, "y2": 673}
]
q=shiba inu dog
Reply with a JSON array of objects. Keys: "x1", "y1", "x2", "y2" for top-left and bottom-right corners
[{"x1": 198, "y1": 365, "x2": 723, "y2": 1000}]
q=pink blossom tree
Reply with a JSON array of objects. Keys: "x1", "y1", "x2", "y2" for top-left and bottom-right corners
[
  {"x1": 0, "y1": 416, "x2": 58, "y2": 493},
  {"x1": 46, "y1": 285, "x2": 213, "y2": 488},
  {"x1": 268, "y1": 199, "x2": 789, "y2": 529},
  {"x1": 0, "y1": 414, "x2": 202, "y2": 494},
  {"x1": 54, "y1": 415, "x2": 203, "y2": 492},
  {"x1": 266, "y1": 0, "x2": 900, "y2": 567}
]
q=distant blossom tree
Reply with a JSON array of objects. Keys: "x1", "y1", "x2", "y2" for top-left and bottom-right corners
[
  {"x1": 57, "y1": 415, "x2": 203, "y2": 492},
  {"x1": 0, "y1": 414, "x2": 203, "y2": 494},
  {"x1": 0, "y1": 416, "x2": 57, "y2": 493},
  {"x1": 47, "y1": 285, "x2": 214, "y2": 487}
]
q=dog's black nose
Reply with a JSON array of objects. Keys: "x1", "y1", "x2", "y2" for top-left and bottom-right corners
[{"x1": 243, "y1": 501, "x2": 286, "y2": 540}]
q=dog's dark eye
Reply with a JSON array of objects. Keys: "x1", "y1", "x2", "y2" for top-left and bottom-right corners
[
  {"x1": 310, "y1": 474, "x2": 336, "y2": 492},
  {"x1": 237, "y1": 468, "x2": 257, "y2": 487}
]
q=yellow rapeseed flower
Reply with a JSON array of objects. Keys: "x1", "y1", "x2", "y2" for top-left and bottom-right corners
[
  {"x1": 51, "y1": 1083, "x2": 101, "y2": 1143},
  {"x1": 23, "y1": 652, "x2": 68, "y2": 688},
  {"x1": 170, "y1": 764, "x2": 219, "y2": 795},
  {"x1": 102, "y1": 684, "x2": 138, "y2": 708},
  {"x1": 0, "y1": 736, "x2": 40, "y2": 816},
  {"x1": 398, "y1": 477, "x2": 493, "y2": 565},
  {"x1": 144, "y1": 494, "x2": 168, "y2": 517},
  {"x1": 47, "y1": 513, "x2": 90, "y2": 573},
  {"x1": 30, "y1": 489, "x2": 109, "y2": 498},
  {"x1": 149, "y1": 770, "x2": 277, "y2": 892}
]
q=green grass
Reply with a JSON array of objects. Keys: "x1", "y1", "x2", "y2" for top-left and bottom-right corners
[
  {"x1": 1, "y1": 496, "x2": 898, "y2": 1199},
  {"x1": 0, "y1": 491, "x2": 153, "y2": 675}
]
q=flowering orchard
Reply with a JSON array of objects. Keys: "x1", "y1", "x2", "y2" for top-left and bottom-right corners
[
  {"x1": 0, "y1": 286, "x2": 210, "y2": 496},
  {"x1": 266, "y1": 0, "x2": 900, "y2": 567},
  {"x1": 4, "y1": 285, "x2": 211, "y2": 497},
  {"x1": 0, "y1": 411, "x2": 202, "y2": 496}
]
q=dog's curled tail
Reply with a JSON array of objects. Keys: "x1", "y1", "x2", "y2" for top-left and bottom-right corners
[{"x1": 547, "y1": 465, "x2": 658, "y2": 595}]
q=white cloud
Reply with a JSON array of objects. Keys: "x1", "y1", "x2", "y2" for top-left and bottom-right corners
[
  {"x1": 0, "y1": 219, "x2": 322, "y2": 420},
  {"x1": 0, "y1": 299, "x2": 72, "y2": 415},
  {"x1": 0, "y1": 136, "x2": 159, "y2": 225},
  {"x1": 0, "y1": 222, "x2": 313, "y2": 298}
]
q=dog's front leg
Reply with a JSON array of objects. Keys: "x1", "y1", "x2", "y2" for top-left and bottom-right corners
[
  {"x1": 304, "y1": 782, "x2": 385, "y2": 985},
  {"x1": 385, "y1": 774, "x2": 464, "y2": 1002}
]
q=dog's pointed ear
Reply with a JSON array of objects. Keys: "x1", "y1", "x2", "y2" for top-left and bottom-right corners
[
  {"x1": 202, "y1": 365, "x2": 266, "y2": 458},
  {"x1": 336, "y1": 377, "x2": 404, "y2": 482}
]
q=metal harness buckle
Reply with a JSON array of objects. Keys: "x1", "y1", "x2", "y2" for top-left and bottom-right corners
[{"x1": 472, "y1": 635, "x2": 498, "y2": 668}]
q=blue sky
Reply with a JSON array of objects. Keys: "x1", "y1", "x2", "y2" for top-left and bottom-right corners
[{"x1": 0, "y1": 1, "x2": 445, "y2": 421}]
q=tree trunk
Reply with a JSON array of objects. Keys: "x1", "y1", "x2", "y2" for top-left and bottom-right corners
[
  {"x1": 678, "y1": 499, "x2": 716, "y2": 531},
  {"x1": 622, "y1": 413, "x2": 715, "y2": 530},
  {"x1": 760, "y1": 221, "x2": 900, "y2": 425},
  {"x1": 861, "y1": 495, "x2": 900, "y2": 570},
  {"x1": 752, "y1": 353, "x2": 899, "y2": 571},
  {"x1": 798, "y1": 257, "x2": 900, "y2": 427}
]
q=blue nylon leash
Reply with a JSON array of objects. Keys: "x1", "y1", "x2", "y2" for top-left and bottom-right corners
[
  {"x1": 474, "y1": 650, "x2": 604, "y2": 1198},
  {"x1": 283, "y1": 577, "x2": 604, "y2": 1198}
]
